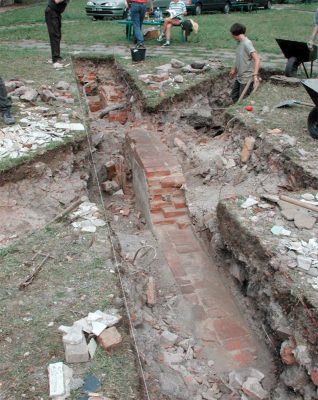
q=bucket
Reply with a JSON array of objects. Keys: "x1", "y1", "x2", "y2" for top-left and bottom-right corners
[{"x1": 131, "y1": 48, "x2": 146, "y2": 62}]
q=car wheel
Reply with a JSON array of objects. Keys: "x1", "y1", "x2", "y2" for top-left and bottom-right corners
[
  {"x1": 264, "y1": 0, "x2": 271, "y2": 9},
  {"x1": 308, "y1": 107, "x2": 318, "y2": 140},
  {"x1": 285, "y1": 56, "x2": 299, "y2": 77},
  {"x1": 195, "y1": 3, "x2": 202, "y2": 15},
  {"x1": 224, "y1": 2, "x2": 230, "y2": 14}
]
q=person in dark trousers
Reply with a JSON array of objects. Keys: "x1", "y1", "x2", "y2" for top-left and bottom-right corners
[
  {"x1": 45, "y1": 0, "x2": 69, "y2": 69},
  {"x1": 129, "y1": 0, "x2": 153, "y2": 49},
  {"x1": 0, "y1": 76, "x2": 15, "y2": 125},
  {"x1": 229, "y1": 23, "x2": 260, "y2": 103}
]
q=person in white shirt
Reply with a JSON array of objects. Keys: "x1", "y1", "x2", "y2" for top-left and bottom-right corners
[{"x1": 157, "y1": 0, "x2": 186, "y2": 47}]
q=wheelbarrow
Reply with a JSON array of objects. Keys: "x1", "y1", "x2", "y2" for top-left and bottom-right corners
[
  {"x1": 276, "y1": 38, "x2": 318, "y2": 78},
  {"x1": 301, "y1": 79, "x2": 318, "y2": 139}
]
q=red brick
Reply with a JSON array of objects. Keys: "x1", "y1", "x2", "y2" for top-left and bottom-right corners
[
  {"x1": 108, "y1": 111, "x2": 128, "y2": 124},
  {"x1": 145, "y1": 168, "x2": 171, "y2": 178},
  {"x1": 97, "y1": 327, "x2": 122, "y2": 352},
  {"x1": 167, "y1": 229, "x2": 194, "y2": 245},
  {"x1": 310, "y1": 369, "x2": 318, "y2": 386},
  {"x1": 149, "y1": 186, "x2": 174, "y2": 195},
  {"x1": 280, "y1": 341, "x2": 296, "y2": 365},
  {"x1": 162, "y1": 207, "x2": 187, "y2": 218},
  {"x1": 175, "y1": 244, "x2": 200, "y2": 254},
  {"x1": 214, "y1": 318, "x2": 248, "y2": 340},
  {"x1": 88, "y1": 96, "x2": 102, "y2": 112},
  {"x1": 146, "y1": 276, "x2": 156, "y2": 306},
  {"x1": 105, "y1": 160, "x2": 116, "y2": 180},
  {"x1": 224, "y1": 337, "x2": 252, "y2": 351},
  {"x1": 176, "y1": 216, "x2": 191, "y2": 230},
  {"x1": 150, "y1": 200, "x2": 172, "y2": 212},
  {"x1": 122, "y1": 207, "x2": 130, "y2": 217},
  {"x1": 174, "y1": 198, "x2": 187, "y2": 209},
  {"x1": 86, "y1": 71, "x2": 97, "y2": 81},
  {"x1": 161, "y1": 174, "x2": 185, "y2": 188},
  {"x1": 232, "y1": 350, "x2": 255, "y2": 366}
]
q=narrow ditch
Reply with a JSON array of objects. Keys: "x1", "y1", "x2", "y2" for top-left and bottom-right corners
[{"x1": 1, "y1": 57, "x2": 317, "y2": 399}]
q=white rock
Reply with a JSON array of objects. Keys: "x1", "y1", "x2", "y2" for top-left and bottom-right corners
[
  {"x1": 92, "y1": 321, "x2": 107, "y2": 336},
  {"x1": 88, "y1": 338, "x2": 97, "y2": 358},
  {"x1": 241, "y1": 196, "x2": 258, "y2": 209}
]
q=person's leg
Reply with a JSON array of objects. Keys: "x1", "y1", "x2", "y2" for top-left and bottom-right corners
[
  {"x1": 45, "y1": 7, "x2": 62, "y2": 63},
  {"x1": 0, "y1": 76, "x2": 15, "y2": 125},
  {"x1": 162, "y1": 18, "x2": 181, "y2": 46},
  {"x1": 131, "y1": 3, "x2": 145, "y2": 46},
  {"x1": 231, "y1": 80, "x2": 241, "y2": 103},
  {"x1": 158, "y1": 18, "x2": 168, "y2": 41}
]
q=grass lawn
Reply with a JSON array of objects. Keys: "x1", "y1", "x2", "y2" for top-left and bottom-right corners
[{"x1": 0, "y1": 2, "x2": 318, "y2": 53}]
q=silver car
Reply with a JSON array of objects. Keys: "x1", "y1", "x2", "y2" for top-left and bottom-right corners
[{"x1": 85, "y1": 0, "x2": 127, "y2": 19}]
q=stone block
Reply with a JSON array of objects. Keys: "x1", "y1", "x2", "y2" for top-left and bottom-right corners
[
  {"x1": 161, "y1": 174, "x2": 185, "y2": 188},
  {"x1": 48, "y1": 362, "x2": 73, "y2": 399},
  {"x1": 160, "y1": 330, "x2": 178, "y2": 347},
  {"x1": 97, "y1": 327, "x2": 122, "y2": 352},
  {"x1": 242, "y1": 377, "x2": 268, "y2": 400},
  {"x1": 64, "y1": 333, "x2": 90, "y2": 363}
]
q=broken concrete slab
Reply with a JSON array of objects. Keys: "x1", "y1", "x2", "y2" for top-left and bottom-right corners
[
  {"x1": 48, "y1": 362, "x2": 73, "y2": 399},
  {"x1": 64, "y1": 332, "x2": 90, "y2": 363}
]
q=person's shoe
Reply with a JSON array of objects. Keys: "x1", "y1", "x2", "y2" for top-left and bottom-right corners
[
  {"x1": 2, "y1": 110, "x2": 15, "y2": 125},
  {"x1": 53, "y1": 61, "x2": 64, "y2": 69},
  {"x1": 135, "y1": 43, "x2": 145, "y2": 49},
  {"x1": 157, "y1": 33, "x2": 165, "y2": 42},
  {"x1": 46, "y1": 59, "x2": 53, "y2": 64},
  {"x1": 162, "y1": 41, "x2": 170, "y2": 47}
]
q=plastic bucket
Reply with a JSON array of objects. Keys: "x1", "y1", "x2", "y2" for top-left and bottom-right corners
[{"x1": 131, "y1": 48, "x2": 146, "y2": 62}]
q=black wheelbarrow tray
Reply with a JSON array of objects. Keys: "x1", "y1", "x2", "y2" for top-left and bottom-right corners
[
  {"x1": 301, "y1": 79, "x2": 318, "y2": 139},
  {"x1": 276, "y1": 38, "x2": 318, "y2": 78}
]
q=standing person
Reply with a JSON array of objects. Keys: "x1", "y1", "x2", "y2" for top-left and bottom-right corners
[
  {"x1": 158, "y1": 0, "x2": 187, "y2": 47},
  {"x1": 129, "y1": 0, "x2": 153, "y2": 49},
  {"x1": 229, "y1": 23, "x2": 260, "y2": 103},
  {"x1": 45, "y1": 0, "x2": 69, "y2": 69},
  {"x1": 307, "y1": 8, "x2": 318, "y2": 49},
  {"x1": 0, "y1": 76, "x2": 15, "y2": 125}
]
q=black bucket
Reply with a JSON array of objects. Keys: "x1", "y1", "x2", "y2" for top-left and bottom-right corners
[{"x1": 131, "y1": 48, "x2": 146, "y2": 62}]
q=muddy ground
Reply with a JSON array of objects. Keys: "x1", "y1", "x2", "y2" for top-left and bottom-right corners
[{"x1": 1, "y1": 56, "x2": 318, "y2": 399}]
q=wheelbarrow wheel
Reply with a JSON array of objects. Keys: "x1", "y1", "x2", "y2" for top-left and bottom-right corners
[
  {"x1": 285, "y1": 56, "x2": 299, "y2": 77},
  {"x1": 308, "y1": 107, "x2": 318, "y2": 139}
]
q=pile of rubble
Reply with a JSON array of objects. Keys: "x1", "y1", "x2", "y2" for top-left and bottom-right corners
[
  {"x1": 0, "y1": 79, "x2": 84, "y2": 160},
  {"x1": 70, "y1": 201, "x2": 106, "y2": 233},
  {"x1": 138, "y1": 58, "x2": 223, "y2": 91},
  {"x1": 48, "y1": 309, "x2": 123, "y2": 399}
]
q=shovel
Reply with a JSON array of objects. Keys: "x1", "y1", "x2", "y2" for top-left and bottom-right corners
[{"x1": 274, "y1": 99, "x2": 313, "y2": 108}]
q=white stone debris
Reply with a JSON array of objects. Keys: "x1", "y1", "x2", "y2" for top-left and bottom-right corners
[
  {"x1": 271, "y1": 225, "x2": 291, "y2": 236},
  {"x1": 48, "y1": 362, "x2": 73, "y2": 399},
  {"x1": 0, "y1": 110, "x2": 83, "y2": 161},
  {"x1": 71, "y1": 202, "x2": 106, "y2": 232},
  {"x1": 241, "y1": 196, "x2": 258, "y2": 209},
  {"x1": 301, "y1": 193, "x2": 316, "y2": 201}
]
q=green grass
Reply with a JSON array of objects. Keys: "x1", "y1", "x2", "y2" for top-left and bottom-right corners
[{"x1": 0, "y1": 5, "x2": 316, "y2": 53}]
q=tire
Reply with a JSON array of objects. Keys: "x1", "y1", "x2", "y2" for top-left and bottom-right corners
[
  {"x1": 285, "y1": 56, "x2": 299, "y2": 77},
  {"x1": 264, "y1": 0, "x2": 271, "y2": 9},
  {"x1": 308, "y1": 107, "x2": 318, "y2": 140},
  {"x1": 195, "y1": 3, "x2": 202, "y2": 15},
  {"x1": 224, "y1": 2, "x2": 230, "y2": 13}
]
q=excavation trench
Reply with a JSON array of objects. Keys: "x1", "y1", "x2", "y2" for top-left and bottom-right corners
[{"x1": 1, "y1": 58, "x2": 318, "y2": 399}]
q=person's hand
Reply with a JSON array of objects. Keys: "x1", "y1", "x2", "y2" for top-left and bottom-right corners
[
  {"x1": 150, "y1": 5, "x2": 154, "y2": 13},
  {"x1": 253, "y1": 75, "x2": 261, "y2": 91},
  {"x1": 308, "y1": 39, "x2": 314, "y2": 50}
]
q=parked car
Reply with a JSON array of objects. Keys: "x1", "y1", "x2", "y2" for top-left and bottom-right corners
[
  {"x1": 182, "y1": 0, "x2": 271, "y2": 15},
  {"x1": 85, "y1": 0, "x2": 127, "y2": 19}
]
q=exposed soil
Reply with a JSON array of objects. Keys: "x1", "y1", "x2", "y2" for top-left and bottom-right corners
[{"x1": 1, "y1": 56, "x2": 318, "y2": 399}]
